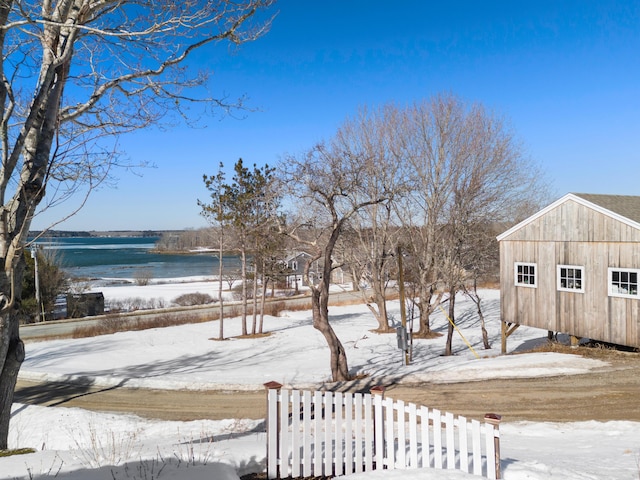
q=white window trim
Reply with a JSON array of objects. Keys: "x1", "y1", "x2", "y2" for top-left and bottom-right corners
[
  {"x1": 557, "y1": 264, "x2": 585, "y2": 293},
  {"x1": 514, "y1": 262, "x2": 537, "y2": 288},
  {"x1": 608, "y1": 267, "x2": 640, "y2": 299}
]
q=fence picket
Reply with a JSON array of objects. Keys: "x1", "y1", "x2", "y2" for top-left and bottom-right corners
[
  {"x1": 420, "y1": 405, "x2": 430, "y2": 468},
  {"x1": 363, "y1": 393, "x2": 374, "y2": 471},
  {"x1": 472, "y1": 419, "x2": 482, "y2": 476},
  {"x1": 335, "y1": 392, "x2": 343, "y2": 475},
  {"x1": 302, "y1": 391, "x2": 312, "y2": 477},
  {"x1": 396, "y1": 400, "x2": 406, "y2": 468},
  {"x1": 265, "y1": 387, "x2": 499, "y2": 480},
  {"x1": 385, "y1": 397, "x2": 395, "y2": 469},
  {"x1": 291, "y1": 390, "x2": 301, "y2": 477},
  {"x1": 373, "y1": 393, "x2": 384, "y2": 470},
  {"x1": 267, "y1": 389, "x2": 278, "y2": 479},
  {"x1": 433, "y1": 409, "x2": 443, "y2": 469},
  {"x1": 279, "y1": 389, "x2": 290, "y2": 477},
  {"x1": 344, "y1": 392, "x2": 353, "y2": 475},
  {"x1": 313, "y1": 390, "x2": 323, "y2": 475},
  {"x1": 324, "y1": 391, "x2": 333, "y2": 476},
  {"x1": 354, "y1": 393, "x2": 363, "y2": 473},
  {"x1": 446, "y1": 411, "x2": 455, "y2": 469},
  {"x1": 408, "y1": 402, "x2": 418, "y2": 468},
  {"x1": 459, "y1": 415, "x2": 469, "y2": 473}
]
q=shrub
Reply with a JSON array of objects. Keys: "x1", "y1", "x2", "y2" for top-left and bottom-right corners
[
  {"x1": 72, "y1": 312, "x2": 210, "y2": 338},
  {"x1": 133, "y1": 268, "x2": 153, "y2": 286},
  {"x1": 106, "y1": 297, "x2": 167, "y2": 312},
  {"x1": 173, "y1": 292, "x2": 216, "y2": 306},
  {"x1": 264, "y1": 301, "x2": 286, "y2": 317}
]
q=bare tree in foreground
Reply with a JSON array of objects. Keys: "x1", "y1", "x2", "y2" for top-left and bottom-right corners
[
  {"x1": 280, "y1": 122, "x2": 392, "y2": 382},
  {"x1": 0, "y1": 0, "x2": 274, "y2": 449}
]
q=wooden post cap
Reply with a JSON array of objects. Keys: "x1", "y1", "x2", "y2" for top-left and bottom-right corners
[
  {"x1": 263, "y1": 381, "x2": 283, "y2": 390},
  {"x1": 370, "y1": 385, "x2": 386, "y2": 395},
  {"x1": 484, "y1": 413, "x2": 502, "y2": 425}
]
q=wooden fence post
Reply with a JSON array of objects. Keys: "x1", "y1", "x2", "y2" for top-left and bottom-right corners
[
  {"x1": 484, "y1": 413, "x2": 502, "y2": 479},
  {"x1": 264, "y1": 381, "x2": 283, "y2": 479}
]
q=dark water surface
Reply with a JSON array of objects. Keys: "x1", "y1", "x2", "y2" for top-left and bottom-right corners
[{"x1": 34, "y1": 236, "x2": 238, "y2": 280}]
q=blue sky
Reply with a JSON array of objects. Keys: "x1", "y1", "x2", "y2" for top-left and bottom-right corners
[{"x1": 31, "y1": 0, "x2": 640, "y2": 231}]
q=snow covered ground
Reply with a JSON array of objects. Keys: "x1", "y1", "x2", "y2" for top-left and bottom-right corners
[{"x1": 4, "y1": 282, "x2": 640, "y2": 479}]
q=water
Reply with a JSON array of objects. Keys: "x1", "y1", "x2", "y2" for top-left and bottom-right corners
[{"x1": 34, "y1": 236, "x2": 239, "y2": 281}]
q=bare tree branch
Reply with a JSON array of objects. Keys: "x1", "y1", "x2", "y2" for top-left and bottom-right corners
[{"x1": 0, "y1": 0, "x2": 275, "y2": 449}]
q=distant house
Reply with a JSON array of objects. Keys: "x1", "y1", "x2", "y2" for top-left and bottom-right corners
[
  {"x1": 283, "y1": 251, "x2": 322, "y2": 289},
  {"x1": 497, "y1": 193, "x2": 640, "y2": 352},
  {"x1": 283, "y1": 251, "x2": 350, "y2": 289}
]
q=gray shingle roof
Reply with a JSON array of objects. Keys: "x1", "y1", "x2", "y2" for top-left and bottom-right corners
[{"x1": 572, "y1": 193, "x2": 640, "y2": 224}]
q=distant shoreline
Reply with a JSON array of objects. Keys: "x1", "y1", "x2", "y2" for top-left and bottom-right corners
[
  {"x1": 150, "y1": 248, "x2": 220, "y2": 255},
  {"x1": 29, "y1": 229, "x2": 183, "y2": 238}
]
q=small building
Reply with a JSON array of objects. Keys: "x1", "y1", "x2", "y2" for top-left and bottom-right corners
[
  {"x1": 66, "y1": 292, "x2": 105, "y2": 318},
  {"x1": 497, "y1": 193, "x2": 640, "y2": 352}
]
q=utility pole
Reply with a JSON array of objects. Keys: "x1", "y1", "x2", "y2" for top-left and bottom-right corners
[
  {"x1": 396, "y1": 245, "x2": 410, "y2": 365},
  {"x1": 31, "y1": 247, "x2": 42, "y2": 322}
]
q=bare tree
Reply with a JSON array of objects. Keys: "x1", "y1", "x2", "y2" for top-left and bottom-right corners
[
  {"x1": 253, "y1": 222, "x2": 287, "y2": 333},
  {"x1": 200, "y1": 163, "x2": 229, "y2": 340},
  {"x1": 223, "y1": 269, "x2": 242, "y2": 291},
  {"x1": 280, "y1": 126, "x2": 391, "y2": 382},
  {"x1": 247, "y1": 164, "x2": 279, "y2": 334},
  {"x1": 393, "y1": 98, "x2": 458, "y2": 338},
  {"x1": 0, "y1": 0, "x2": 274, "y2": 449},
  {"x1": 392, "y1": 94, "x2": 547, "y2": 346},
  {"x1": 412, "y1": 95, "x2": 547, "y2": 355},
  {"x1": 335, "y1": 105, "x2": 407, "y2": 332}
]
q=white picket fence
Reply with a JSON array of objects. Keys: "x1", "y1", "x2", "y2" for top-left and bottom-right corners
[{"x1": 266, "y1": 385, "x2": 501, "y2": 479}]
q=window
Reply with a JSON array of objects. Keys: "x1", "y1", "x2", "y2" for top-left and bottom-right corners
[
  {"x1": 557, "y1": 265, "x2": 584, "y2": 292},
  {"x1": 608, "y1": 268, "x2": 640, "y2": 298},
  {"x1": 515, "y1": 262, "x2": 536, "y2": 287}
]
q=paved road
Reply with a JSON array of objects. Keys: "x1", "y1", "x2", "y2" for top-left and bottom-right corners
[{"x1": 20, "y1": 289, "x2": 367, "y2": 340}]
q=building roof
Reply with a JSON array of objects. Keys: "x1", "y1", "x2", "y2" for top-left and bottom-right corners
[
  {"x1": 497, "y1": 192, "x2": 640, "y2": 241},
  {"x1": 283, "y1": 251, "x2": 313, "y2": 263},
  {"x1": 572, "y1": 193, "x2": 640, "y2": 224}
]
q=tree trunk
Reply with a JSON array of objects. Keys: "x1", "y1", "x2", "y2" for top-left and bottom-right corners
[
  {"x1": 444, "y1": 288, "x2": 456, "y2": 356},
  {"x1": 0, "y1": 310, "x2": 24, "y2": 450},
  {"x1": 350, "y1": 265, "x2": 361, "y2": 291},
  {"x1": 240, "y1": 248, "x2": 247, "y2": 336},
  {"x1": 471, "y1": 279, "x2": 490, "y2": 349},
  {"x1": 218, "y1": 239, "x2": 224, "y2": 340},
  {"x1": 251, "y1": 267, "x2": 258, "y2": 335},
  {"x1": 259, "y1": 272, "x2": 267, "y2": 334},
  {"x1": 0, "y1": 88, "x2": 58, "y2": 448},
  {"x1": 365, "y1": 284, "x2": 391, "y2": 332},
  {"x1": 0, "y1": 260, "x2": 27, "y2": 450},
  {"x1": 311, "y1": 286, "x2": 350, "y2": 381},
  {"x1": 415, "y1": 287, "x2": 434, "y2": 336}
]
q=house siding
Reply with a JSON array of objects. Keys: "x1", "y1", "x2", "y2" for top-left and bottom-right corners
[
  {"x1": 500, "y1": 199, "x2": 640, "y2": 243},
  {"x1": 500, "y1": 197, "x2": 640, "y2": 348}
]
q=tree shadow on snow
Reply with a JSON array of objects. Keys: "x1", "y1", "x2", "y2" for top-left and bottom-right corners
[{"x1": 13, "y1": 377, "x2": 128, "y2": 413}]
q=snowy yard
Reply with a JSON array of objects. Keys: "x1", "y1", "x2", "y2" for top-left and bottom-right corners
[{"x1": 4, "y1": 285, "x2": 640, "y2": 479}]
